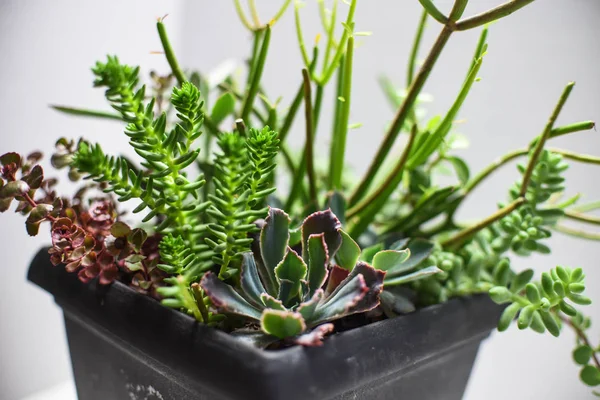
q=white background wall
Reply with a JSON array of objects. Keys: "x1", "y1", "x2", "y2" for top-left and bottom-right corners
[{"x1": 1, "y1": 1, "x2": 599, "y2": 399}]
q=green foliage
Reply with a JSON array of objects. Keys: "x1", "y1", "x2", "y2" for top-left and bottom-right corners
[
  {"x1": 200, "y1": 208, "x2": 388, "y2": 343},
  {"x1": 489, "y1": 266, "x2": 591, "y2": 336},
  {"x1": 206, "y1": 127, "x2": 279, "y2": 279}
]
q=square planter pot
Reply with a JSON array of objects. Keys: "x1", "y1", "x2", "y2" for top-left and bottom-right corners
[{"x1": 28, "y1": 247, "x2": 503, "y2": 400}]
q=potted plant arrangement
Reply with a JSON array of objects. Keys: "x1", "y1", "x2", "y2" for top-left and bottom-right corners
[{"x1": 3, "y1": 0, "x2": 599, "y2": 399}]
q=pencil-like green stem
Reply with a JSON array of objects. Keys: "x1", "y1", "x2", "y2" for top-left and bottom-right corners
[
  {"x1": 241, "y1": 25, "x2": 271, "y2": 122},
  {"x1": 407, "y1": 10, "x2": 428, "y2": 87},
  {"x1": 350, "y1": 24, "x2": 454, "y2": 206},
  {"x1": 302, "y1": 69, "x2": 318, "y2": 207},
  {"x1": 319, "y1": 0, "x2": 357, "y2": 85},
  {"x1": 547, "y1": 121, "x2": 595, "y2": 140},
  {"x1": 51, "y1": 105, "x2": 122, "y2": 121},
  {"x1": 442, "y1": 197, "x2": 526, "y2": 249},
  {"x1": 520, "y1": 82, "x2": 575, "y2": 196},
  {"x1": 456, "y1": 0, "x2": 537, "y2": 31},
  {"x1": 553, "y1": 224, "x2": 600, "y2": 241},
  {"x1": 417, "y1": 0, "x2": 449, "y2": 25},
  {"x1": 329, "y1": 36, "x2": 354, "y2": 190},
  {"x1": 449, "y1": 0, "x2": 469, "y2": 21},
  {"x1": 322, "y1": 0, "x2": 339, "y2": 74},
  {"x1": 271, "y1": 0, "x2": 292, "y2": 26},
  {"x1": 234, "y1": 0, "x2": 254, "y2": 30},
  {"x1": 157, "y1": 19, "x2": 187, "y2": 86},
  {"x1": 248, "y1": 0, "x2": 261, "y2": 27},
  {"x1": 565, "y1": 210, "x2": 600, "y2": 226},
  {"x1": 294, "y1": 2, "x2": 311, "y2": 69},
  {"x1": 464, "y1": 149, "x2": 526, "y2": 194}
]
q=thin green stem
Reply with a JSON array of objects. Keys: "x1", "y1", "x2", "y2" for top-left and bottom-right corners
[
  {"x1": 417, "y1": 0, "x2": 449, "y2": 25},
  {"x1": 234, "y1": 0, "x2": 254, "y2": 30},
  {"x1": 547, "y1": 147, "x2": 600, "y2": 165},
  {"x1": 294, "y1": 2, "x2": 311, "y2": 69},
  {"x1": 157, "y1": 19, "x2": 187, "y2": 86},
  {"x1": 248, "y1": 0, "x2": 261, "y2": 27},
  {"x1": 572, "y1": 201, "x2": 600, "y2": 213},
  {"x1": 271, "y1": 0, "x2": 292, "y2": 26},
  {"x1": 279, "y1": 47, "x2": 319, "y2": 142},
  {"x1": 449, "y1": 0, "x2": 469, "y2": 22},
  {"x1": 246, "y1": 30, "x2": 263, "y2": 89},
  {"x1": 328, "y1": 54, "x2": 346, "y2": 189},
  {"x1": 350, "y1": 24, "x2": 454, "y2": 206},
  {"x1": 520, "y1": 82, "x2": 575, "y2": 196},
  {"x1": 51, "y1": 105, "x2": 122, "y2": 121},
  {"x1": 564, "y1": 210, "x2": 600, "y2": 226},
  {"x1": 348, "y1": 125, "x2": 417, "y2": 219},
  {"x1": 241, "y1": 25, "x2": 271, "y2": 122},
  {"x1": 559, "y1": 315, "x2": 600, "y2": 371},
  {"x1": 407, "y1": 10, "x2": 428, "y2": 87},
  {"x1": 442, "y1": 197, "x2": 526, "y2": 249},
  {"x1": 463, "y1": 148, "x2": 526, "y2": 194},
  {"x1": 329, "y1": 36, "x2": 354, "y2": 190},
  {"x1": 302, "y1": 69, "x2": 318, "y2": 207},
  {"x1": 456, "y1": 0, "x2": 536, "y2": 31},
  {"x1": 322, "y1": 0, "x2": 339, "y2": 74},
  {"x1": 318, "y1": 0, "x2": 357, "y2": 85},
  {"x1": 553, "y1": 224, "x2": 600, "y2": 241},
  {"x1": 548, "y1": 121, "x2": 595, "y2": 140}
]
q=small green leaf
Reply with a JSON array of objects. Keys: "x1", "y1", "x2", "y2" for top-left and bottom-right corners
[
  {"x1": 274, "y1": 249, "x2": 308, "y2": 306},
  {"x1": 539, "y1": 310, "x2": 560, "y2": 337},
  {"x1": 384, "y1": 266, "x2": 441, "y2": 287},
  {"x1": 110, "y1": 221, "x2": 131, "y2": 238},
  {"x1": 581, "y1": 365, "x2": 600, "y2": 387},
  {"x1": 529, "y1": 310, "x2": 546, "y2": 333},
  {"x1": 372, "y1": 250, "x2": 410, "y2": 272},
  {"x1": 498, "y1": 302, "x2": 520, "y2": 331},
  {"x1": 517, "y1": 305, "x2": 535, "y2": 330},
  {"x1": 569, "y1": 293, "x2": 592, "y2": 306},
  {"x1": 210, "y1": 92, "x2": 236, "y2": 125},
  {"x1": 335, "y1": 230, "x2": 361, "y2": 271},
  {"x1": 489, "y1": 286, "x2": 512, "y2": 304},
  {"x1": 525, "y1": 283, "x2": 541, "y2": 304},
  {"x1": 573, "y1": 345, "x2": 593, "y2": 366},
  {"x1": 447, "y1": 156, "x2": 470, "y2": 185},
  {"x1": 260, "y1": 310, "x2": 306, "y2": 339},
  {"x1": 510, "y1": 269, "x2": 534, "y2": 293},
  {"x1": 307, "y1": 234, "x2": 329, "y2": 296},
  {"x1": 361, "y1": 243, "x2": 383, "y2": 264}
]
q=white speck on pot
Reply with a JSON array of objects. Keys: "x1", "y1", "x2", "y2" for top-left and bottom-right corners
[{"x1": 125, "y1": 382, "x2": 164, "y2": 400}]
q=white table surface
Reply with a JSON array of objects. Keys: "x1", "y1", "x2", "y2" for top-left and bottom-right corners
[{"x1": 23, "y1": 381, "x2": 77, "y2": 400}]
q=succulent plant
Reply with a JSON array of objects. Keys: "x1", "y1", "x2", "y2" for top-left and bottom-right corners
[{"x1": 201, "y1": 208, "x2": 392, "y2": 343}]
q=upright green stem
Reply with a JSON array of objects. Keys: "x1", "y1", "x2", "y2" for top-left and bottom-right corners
[
  {"x1": 520, "y1": 82, "x2": 575, "y2": 196},
  {"x1": 350, "y1": 24, "x2": 454, "y2": 206},
  {"x1": 302, "y1": 69, "x2": 318, "y2": 207},
  {"x1": 248, "y1": 0, "x2": 261, "y2": 27},
  {"x1": 417, "y1": 0, "x2": 448, "y2": 24},
  {"x1": 234, "y1": 0, "x2": 254, "y2": 30},
  {"x1": 322, "y1": 0, "x2": 339, "y2": 74},
  {"x1": 157, "y1": 19, "x2": 187, "y2": 86},
  {"x1": 329, "y1": 36, "x2": 355, "y2": 190},
  {"x1": 319, "y1": 0, "x2": 357, "y2": 85},
  {"x1": 241, "y1": 25, "x2": 271, "y2": 122},
  {"x1": 407, "y1": 10, "x2": 428, "y2": 87},
  {"x1": 271, "y1": 0, "x2": 293, "y2": 26}
]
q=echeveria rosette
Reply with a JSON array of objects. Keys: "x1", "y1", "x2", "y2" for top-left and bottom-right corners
[{"x1": 200, "y1": 208, "x2": 388, "y2": 346}]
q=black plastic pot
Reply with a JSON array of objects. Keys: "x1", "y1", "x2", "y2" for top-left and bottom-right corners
[{"x1": 28, "y1": 248, "x2": 503, "y2": 400}]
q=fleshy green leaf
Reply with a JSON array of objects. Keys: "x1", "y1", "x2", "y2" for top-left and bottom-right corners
[
  {"x1": 581, "y1": 365, "x2": 600, "y2": 387},
  {"x1": 539, "y1": 310, "x2": 560, "y2": 337},
  {"x1": 574, "y1": 345, "x2": 593, "y2": 366},
  {"x1": 447, "y1": 156, "x2": 470, "y2": 185},
  {"x1": 274, "y1": 248, "x2": 308, "y2": 306},
  {"x1": 335, "y1": 230, "x2": 360, "y2": 271},
  {"x1": 384, "y1": 266, "x2": 441, "y2": 287},
  {"x1": 307, "y1": 234, "x2": 329, "y2": 296},
  {"x1": 326, "y1": 192, "x2": 347, "y2": 226},
  {"x1": 200, "y1": 272, "x2": 262, "y2": 320},
  {"x1": 260, "y1": 208, "x2": 290, "y2": 296},
  {"x1": 297, "y1": 289, "x2": 324, "y2": 322},
  {"x1": 260, "y1": 310, "x2": 306, "y2": 339},
  {"x1": 489, "y1": 286, "x2": 512, "y2": 304},
  {"x1": 260, "y1": 293, "x2": 286, "y2": 311},
  {"x1": 360, "y1": 243, "x2": 383, "y2": 264},
  {"x1": 240, "y1": 253, "x2": 268, "y2": 308},
  {"x1": 498, "y1": 302, "x2": 521, "y2": 331},
  {"x1": 301, "y1": 209, "x2": 342, "y2": 261},
  {"x1": 510, "y1": 269, "x2": 534, "y2": 293},
  {"x1": 372, "y1": 250, "x2": 410, "y2": 272},
  {"x1": 210, "y1": 92, "x2": 236, "y2": 124}
]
